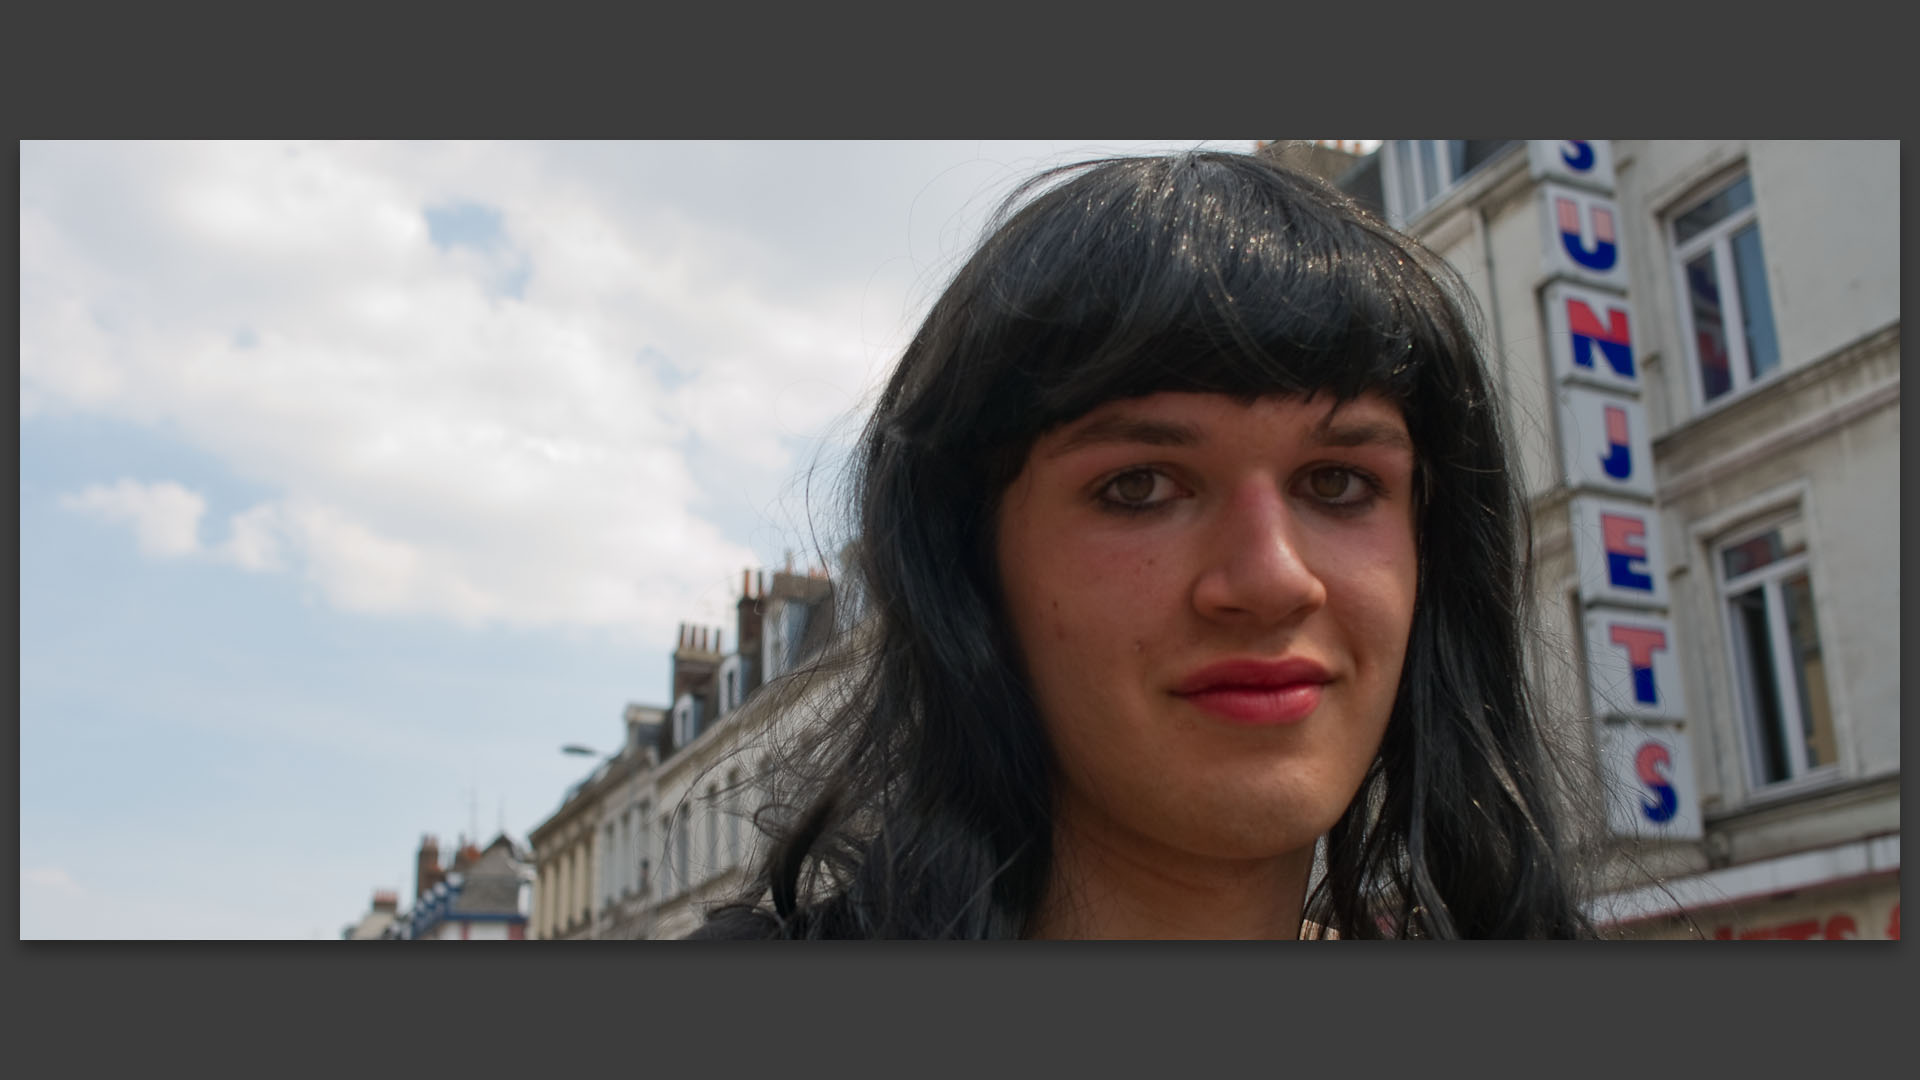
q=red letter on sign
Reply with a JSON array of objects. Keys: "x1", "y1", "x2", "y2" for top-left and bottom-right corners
[{"x1": 1609, "y1": 625, "x2": 1667, "y2": 668}]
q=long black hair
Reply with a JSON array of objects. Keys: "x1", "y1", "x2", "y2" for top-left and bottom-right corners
[{"x1": 699, "y1": 150, "x2": 1598, "y2": 939}]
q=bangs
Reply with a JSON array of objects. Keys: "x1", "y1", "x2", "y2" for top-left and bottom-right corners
[{"x1": 956, "y1": 153, "x2": 1470, "y2": 451}]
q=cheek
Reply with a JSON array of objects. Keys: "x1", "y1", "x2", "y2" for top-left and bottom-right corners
[
  {"x1": 1009, "y1": 535, "x2": 1151, "y2": 659},
  {"x1": 997, "y1": 512, "x2": 1182, "y2": 699},
  {"x1": 1321, "y1": 531, "x2": 1419, "y2": 668}
]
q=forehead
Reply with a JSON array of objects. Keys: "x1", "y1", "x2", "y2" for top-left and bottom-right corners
[{"x1": 1038, "y1": 391, "x2": 1413, "y2": 458}]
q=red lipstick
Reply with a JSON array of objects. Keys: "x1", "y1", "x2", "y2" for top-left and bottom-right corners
[{"x1": 1173, "y1": 658, "x2": 1331, "y2": 726}]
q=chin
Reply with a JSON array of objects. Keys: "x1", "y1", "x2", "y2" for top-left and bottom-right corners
[{"x1": 1165, "y1": 793, "x2": 1349, "y2": 863}]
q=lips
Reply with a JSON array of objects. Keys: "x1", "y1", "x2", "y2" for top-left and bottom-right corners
[{"x1": 1173, "y1": 658, "x2": 1332, "y2": 726}]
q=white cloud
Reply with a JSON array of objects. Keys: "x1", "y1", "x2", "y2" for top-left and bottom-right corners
[
  {"x1": 22, "y1": 866, "x2": 84, "y2": 895},
  {"x1": 21, "y1": 143, "x2": 786, "y2": 638},
  {"x1": 58, "y1": 479, "x2": 207, "y2": 559},
  {"x1": 21, "y1": 141, "x2": 1249, "y2": 644},
  {"x1": 220, "y1": 501, "x2": 286, "y2": 572}
]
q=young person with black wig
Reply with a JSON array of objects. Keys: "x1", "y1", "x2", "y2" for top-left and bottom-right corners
[{"x1": 691, "y1": 150, "x2": 1598, "y2": 939}]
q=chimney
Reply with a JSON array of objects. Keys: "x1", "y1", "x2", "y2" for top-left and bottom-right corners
[
  {"x1": 416, "y1": 834, "x2": 444, "y2": 900},
  {"x1": 737, "y1": 568, "x2": 766, "y2": 695},
  {"x1": 372, "y1": 889, "x2": 399, "y2": 914},
  {"x1": 671, "y1": 618, "x2": 723, "y2": 703}
]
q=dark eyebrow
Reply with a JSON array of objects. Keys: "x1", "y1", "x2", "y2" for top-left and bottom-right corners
[
  {"x1": 1044, "y1": 415, "x2": 1204, "y2": 459},
  {"x1": 1311, "y1": 417, "x2": 1415, "y2": 454}
]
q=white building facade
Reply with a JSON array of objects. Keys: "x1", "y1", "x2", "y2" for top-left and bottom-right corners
[{"x1": 1343, "y1": 140, "x2": 1898, "y2": 938}]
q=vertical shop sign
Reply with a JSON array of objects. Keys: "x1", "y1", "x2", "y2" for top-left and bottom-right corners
[{"x1": 1534, "y1": 140, "x2": 1695, "y2": 840}]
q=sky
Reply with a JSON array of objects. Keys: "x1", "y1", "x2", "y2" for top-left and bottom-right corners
[{"x1": 19, "y1": 139, "x2": 1274, "y2": 939}]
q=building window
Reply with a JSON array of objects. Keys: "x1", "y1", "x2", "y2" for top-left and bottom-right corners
[
  {"x1": 582, "y1": 838, "x2": 595, "y2": 922},
  {"x1": 636, "y1": 803, "x2": 652, "y2": 896},
  {"x1": 763, "y1": 598, "x2": 817, "y2": 682},
  {"x1": 704, "y1": 784, "x2": 720, "y2": 881},
  {"x1": 537, "y1": 864, "x2": 551, "y2": 938},
  {"x1": 716, "y1": 654, "x2": 743, "y2": 718},
  {"x1": 571, "y1": 845, "x2": 585, "y2": 926},
  {"x1": 631, "y1": 809, "x2": 642, "y2": 895},
  {"x1": 619, "y1": 817, "x2": 633, "y2": 901},
  {"x1": 672, "y1": 812, "x2": 690, "y2": 893},
  {"x1": 1671, "y1": 173, "x2": 1781, "y2": 410},
  {"x1": 726, "y1": 769, "x2": 744, "y2": 868},
  {"x1": 763, "y1": 604, "x2": 788, "y2": 680},
  {"x1": 1717, "y1": 517, "x2": 1836, "y2": 788},
  {"x1": 786, "y1": 601, "x2": 811, "y2": 660},
  {"x1": 603, "y1": 823, "x2": 617, "y2": 906},
  {"x1": 620, "y1": 807, "x2": 634, "y2": 896},
  {"x1": 1380, "y1": 140, "x2": 1517, "y2": 226},
  {"x1": 658, "y1": 811, "x2": 674, "y2": 894},
  {"x1": 672, "y1": 693, "x2": 702, "y2": 749}
]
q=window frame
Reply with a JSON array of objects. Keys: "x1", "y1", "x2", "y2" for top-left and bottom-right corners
[
  {"x1": 703, "y1": 782, "x2": 719, "y2": 882},
  {"x1": 1713, "y1": 512, "x2": 1838, "y2": 793},
  {"x1": 672, "y1": 692, "x2": 702, "y2": 749},
  {"x1": 673, "y1": 812, "x2": 689, "y2": 894},
  {"x1": 602, "y1": 821, "x2": 617, "y2": 906},
  {"x1": 725, "y1": 769, "x2": 744, "y2": 868},
  {"x1": 614, "y1": 807, "x2": 630, "y2": 898},
  {"x1": 715, "y1": 653, "x2": 741, "y2": 718},
  {"x1": 635, "y1": 800, "x2": 651, "y2": 897},
  {"x1": 1382, "y1": 140, "x2": 1460, "y2": 227},
  {"x1": 658, "y1": 809, "x2": 674, "y2": 896},
  {"x1": 1667, "y1": 171, "x2": 1782, "y2": 414},
  {"x1": 612, "y1": 813, "x2": 626, "y2": 900},
  {"x1": 1379, "y1": 140, "x2": 1516, "y2": 228}
]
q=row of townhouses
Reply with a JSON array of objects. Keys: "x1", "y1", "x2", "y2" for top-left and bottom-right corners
[
  {"x1": 339, "y1": 566, "x2": 835, "y2": 942},
  {"x1": 527, "y1": 567, "x2": 836, "y2": 940},
  {"x1": 342, "y1": 833, "x2": 534, "y2": 940}
]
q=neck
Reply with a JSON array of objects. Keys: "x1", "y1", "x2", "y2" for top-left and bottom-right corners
[{"x1": 1028, "y1": 810, "x2": 1314, "y2": 940}]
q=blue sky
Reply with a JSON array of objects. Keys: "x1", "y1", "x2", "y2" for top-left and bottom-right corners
[{"x1": 19, "y1": 140, "x2": 1261, "y2": 938}]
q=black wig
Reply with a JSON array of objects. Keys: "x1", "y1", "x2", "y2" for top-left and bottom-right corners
[{"x1": 699, "y1": 151, "x2": 1598, "y2": 939}]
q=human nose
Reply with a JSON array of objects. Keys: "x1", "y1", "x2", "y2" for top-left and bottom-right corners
[{"x1": 1190, "y1": 479, "x2": 1327, "y2": 626}]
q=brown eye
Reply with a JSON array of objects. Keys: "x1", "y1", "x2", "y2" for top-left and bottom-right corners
[
  {"x1": 1110, "y1": 470, "x2": 1158, "y2": 503},
  {"x1": 1309, "y1": 468, "x2": 1356, "y2": 500}
]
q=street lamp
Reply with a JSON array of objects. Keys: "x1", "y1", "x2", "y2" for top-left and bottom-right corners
[{"x1": 560, "y1": 744, "x2": 604, "y2": 757}]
